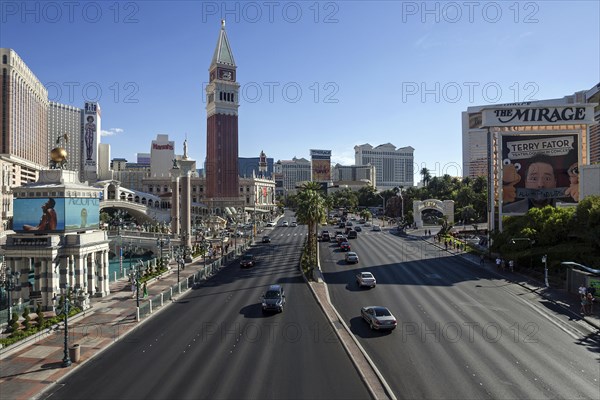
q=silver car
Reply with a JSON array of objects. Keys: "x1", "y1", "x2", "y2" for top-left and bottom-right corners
[
  {"x1": 356, "y1": 272, "x2": 376, "y2": 288},
  {"x1": 361, "y1": 306, "x2": 397, "y2": 330},
  {"x1": 345, "y1": 252, "x2": 359, "y2": 264}
]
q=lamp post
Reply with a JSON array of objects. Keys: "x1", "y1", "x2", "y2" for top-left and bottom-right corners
[
  {"x1": 510, "y1": 238, "x2": 535, "y2": 268},
  {"x1": 58, "y1": 287, "x2": 72, "y2": 367},
  {"x1": 542, "y1": 254, "x2": 548, "y2": 288},
  {"x1": 377, "y1": 193, "x2": 386, "y2": 226},
  {"x1": 1, "y1": 266, "x2": 21, "y2": 327},
  {"x1": 129, "y1": 263, "x2": 140, "y2": 321},
  {"x1": 156, "y1": 236, "x2": 170, "y2": 269}
]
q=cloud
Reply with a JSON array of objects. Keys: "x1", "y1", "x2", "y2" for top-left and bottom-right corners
[{"x1": 101, "y1": 128, "x2": 124, "y2": 137}]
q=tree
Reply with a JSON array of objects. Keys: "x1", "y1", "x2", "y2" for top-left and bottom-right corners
[
  {"x1": 420, "y1": 168, "x2": 431, "y2": 187},
  {"x1": 295, "y1": 182, "x2": 326, "y2": 277}
]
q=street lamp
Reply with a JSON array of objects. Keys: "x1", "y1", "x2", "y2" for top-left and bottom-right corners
[
  {"x1": 376, "y1": 193, "x2": 386, "y2": 226},
  {"x1": 1, "y1": 266, "x2": 21, "y2": 327},
  {"x1": 57, "y1": 287, "x2": 72, "y2": 367},
  {"x1": 156, "y1": 236, "x2": 171, "y2": 268},
  {"x1": 129, "y1": 263, "x2": 141, "y2": 321},
  {"x1": 397, "y1": 187, "x2": 404, "y2": 224},
  {"x1": 510, "y1": 238, "x2": 535, "y2": 268},
  {"x1": 542, "y1": 254, "x2": 549, "y2": 288}
]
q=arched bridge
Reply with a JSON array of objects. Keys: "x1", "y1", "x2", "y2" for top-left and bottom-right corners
[{"x1": 100, "y1": 200, "x2": 171, "y2": 223}]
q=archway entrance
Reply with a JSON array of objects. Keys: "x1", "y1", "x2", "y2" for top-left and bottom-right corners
[{"x1": 413, "y1": 199, "x2": 454, "y2": 228}]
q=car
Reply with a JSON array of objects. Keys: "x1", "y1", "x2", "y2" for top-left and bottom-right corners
[
  {"x1": 282, "y1": 221, "x2": 289, "y2": 227},
  {"x1": 347, "y1": 230, "x2": 358, "y2": 239},
  {"x1": 364, "y1": 221, "x2": 371, "y2": 227},
  {"x1": 336, "y1": 234, "x2": 348, "y2": 244},
  {"x1": 358, "y1": 219, "x2": 366, "y2": 224},
  {"x1": 262, "y1": 284, "x2": 286, "y2": 313},
  {"x1": 262, "y1": 235, "x2": 271, "y2": 243},
  {"x1": 240, "y1": 254, "x2": 256, "y2": 268},
  {"x1": 353, "y1": 226, "x2": 362, "y2": 232},
  {"x1": 340, "y1": 241, "x2": 351, "y2": 251},
  {"x1": 346, "y1": 221, "x2": 353, "y2": 227},
  {"x1": 361, "y1": 306, "x2": 397, "y2": 330},
  {"x1": 321, "y1": 231, "x2": 331, "y2": 241},
  {"x1": 345, "y1": 251, "x2": 359, "y2": 264},
  {"x1": 372, "y1": 225, "x2": 381, "y2": 231},
  {"x1": 290, "y1": 221, "x2": 298, "y2": 227},
  {"x1": 266, "y1": 222, "x2": 275, "y2": 227},
  {"x1": 356, "y1": 272, "x2": 376, "y2": 288}
]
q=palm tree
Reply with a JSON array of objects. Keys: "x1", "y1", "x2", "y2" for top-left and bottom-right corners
[
  {"x1": 295, "y1": 182, "x2": 326, "y2": 277},
  {"x1": 420, "y1": 168, "x2": 431, "y2": 187}
]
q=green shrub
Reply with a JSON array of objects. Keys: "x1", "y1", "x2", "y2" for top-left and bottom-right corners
[
  {"x1": 36, "y1": 304, "x2": 46, "y2": 329},
  {"x1": 22, "y1": 307, "x2": 31, "y2": 331}
]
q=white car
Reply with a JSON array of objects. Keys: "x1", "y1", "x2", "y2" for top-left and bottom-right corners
[
  {"x1": 266, "y1": 222, "x2": 275, "y2": 227},
  {"x1": 345, "y1": 252, "x2": 359, "y2": 264},
  {"x1": 356, "y1": 272, "x2": 376, "y2": 288},
  {"x1": 282, "y1": 221, "x2": 289, "y2": 227}
]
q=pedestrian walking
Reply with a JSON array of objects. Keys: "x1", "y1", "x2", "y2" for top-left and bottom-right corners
[
  {"x1": 578, "y1": 284, "x2": 587, "y2": 296},
  {"x1": 500, "y1": 259, "x2": 506, "y2": 271},
  {"x1": 508, "y1": 260, "x2": 514, "y2": 272},
  {"x1": 586, "y1": 292, "x2": 594, "y2": 314},
  {"x1": 480, "y1": 254, "x2": 485, "y2": 267},
  {"x1": 581, "y1": 294, "x2": 589, "y2": 315},
  {"x1": 143, "y1": 282, "x2": 148, "y2": 298},
  {"x1": 496, "y1": 257, "x2": 501, "y2": 270}
]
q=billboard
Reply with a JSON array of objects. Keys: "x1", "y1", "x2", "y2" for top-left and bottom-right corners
[
  {"x1": 311, "y1": 149, "x2": 331, "y2": 182},
  {"x1": 482, "y1": 105, "x2": 595, "y2": 127},
  {"x1": 83, "y1": 102, "x2": 101, "y2": 173},
  {"x1": 312, "y1": 159, "x2": 331, "y2": 181},
  {"x1": 13, "y1": 197, "x2": 99, "y2": 233},
  {"x1": 501, "y1": 133, "x2": 579, "y2": 215}
]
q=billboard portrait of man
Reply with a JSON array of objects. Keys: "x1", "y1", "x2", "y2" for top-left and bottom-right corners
[
  {"x1": 502, "y1": 133, "x2": 579, "y2": 215},
  {"x1": 85, "y1": 115, "x2": 96, "y2": 161}
]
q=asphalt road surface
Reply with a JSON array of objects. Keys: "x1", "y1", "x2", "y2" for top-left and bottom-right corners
[
  {"x1": 320, "y1": 227, "x2": 599, "y2": 400},
  {"x1": 45, "y1": 221, "x2": 372, "y2": 400}
]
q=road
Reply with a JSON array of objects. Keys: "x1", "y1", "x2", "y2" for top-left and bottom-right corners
[
  {"x1": 320, "y1": 226, "x2": 599, "y2": 399},
  {"x1": 44, "y1": 220, "x2": 372, "y2": 400}
]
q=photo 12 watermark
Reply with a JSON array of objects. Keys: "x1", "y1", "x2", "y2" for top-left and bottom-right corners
[
  {"x1": 1, "y1": 1, "x2": 140, "y2": 24},
  {"x1": 401, "y1": 81, "x2": 539, "y2": 104},
  {"x1": 202, "y1": 81, "x2": 340, "y2": 104},
  {"x1": 401, "y1": 1, "x2": 540, "y2": 24},
  {"x1": 201, "y1": 1, "x2": 340, "y2": 24},
  {"x1": 45, "y1": 81, "x2": 140, "y2": 104}
]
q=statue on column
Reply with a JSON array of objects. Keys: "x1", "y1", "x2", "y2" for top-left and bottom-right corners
[{"x1": 183, "y1": 139, "x2": 188, "y2": 160}]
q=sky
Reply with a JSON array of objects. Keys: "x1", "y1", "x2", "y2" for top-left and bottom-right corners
[{"x1": 1, "y1": 0, "x2": 599, "y2": 182}]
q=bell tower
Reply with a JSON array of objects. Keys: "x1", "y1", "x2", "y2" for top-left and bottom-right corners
[{"x1": 205, "y1": 20, "x2": 240, "y2": 203}]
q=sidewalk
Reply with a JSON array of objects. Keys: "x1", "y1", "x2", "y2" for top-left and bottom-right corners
[
  {"x1": 406, "y1": 229, "x2": 600, "y2": 330},
  {"x1": 0, "y1": 247, "x2": 244, "y2": 400}
]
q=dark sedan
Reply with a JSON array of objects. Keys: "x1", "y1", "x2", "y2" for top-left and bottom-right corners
[
  {"x1": 240, "y1": 254, "x2": 256, "y2": 268},
  {"x1": 340, "y1": 241, "x2": 351, "y2": 251}
]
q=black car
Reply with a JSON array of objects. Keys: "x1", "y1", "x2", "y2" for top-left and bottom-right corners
[
  {"x1": 354, "y1": 226, "x2": 362, "y2": 232},
  {"x1": 240, "y1": 254, "x2": 256, "y2": 268},
  {"x1": 262, "y1": 235, "x2": 271, "y2": 243},
  {"x1": 262, "y1": 284, "x2": 286, "y2": 313}
]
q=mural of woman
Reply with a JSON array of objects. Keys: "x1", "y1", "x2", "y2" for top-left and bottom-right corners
[{"x1": 84, "y1": 115, "x2": 96, "y2": 160}]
